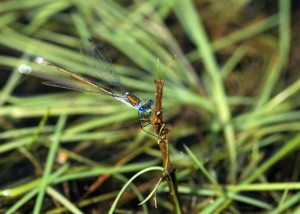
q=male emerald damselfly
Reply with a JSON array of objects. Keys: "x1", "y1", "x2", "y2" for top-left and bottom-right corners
[{"x1": 18, "y1": 43, "x2": 153, "y2": 133}]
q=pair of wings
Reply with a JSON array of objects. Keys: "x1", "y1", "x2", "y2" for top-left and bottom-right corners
[{"x1": 41, "y1": 42, "x2": 127, "y2": 96}]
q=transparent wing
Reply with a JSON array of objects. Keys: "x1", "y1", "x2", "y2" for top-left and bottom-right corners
[
  {"x1": 42, "y1": 80, "x2": 108, "y2": 93},
  {"x1": 80, "y1": 41, "x2": 126, "y2": 94},
  {"x1": 26, "y1": 69, "x2": 112, "y2": 94}
]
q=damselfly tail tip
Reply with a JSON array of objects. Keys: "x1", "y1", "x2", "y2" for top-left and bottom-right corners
[
  {"x1": 18, "y1": 64, "x2": 32, "y2": 75},
  {"x1": 34, "y1": 56, "x2": 44, "y2": 65}
]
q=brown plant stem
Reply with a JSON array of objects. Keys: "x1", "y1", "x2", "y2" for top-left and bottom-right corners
[{"x1": 152, "y1": 80, "x2": 182, "y2": 213}]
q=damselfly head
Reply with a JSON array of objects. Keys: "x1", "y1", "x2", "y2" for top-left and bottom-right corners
[
  {"x1": 148, "y1": 99, "x2": 154, "y2": 106},
  {"x1": 138, "y1": 99, "x2": 153, "y2": 113},
  {"x1": 18, "y1": 64, "x2": 32, "y2": 75}
]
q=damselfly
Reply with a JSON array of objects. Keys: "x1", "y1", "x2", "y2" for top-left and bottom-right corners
[{"x1": 18, "y1": 43, "x2": 153, "y2": 133}]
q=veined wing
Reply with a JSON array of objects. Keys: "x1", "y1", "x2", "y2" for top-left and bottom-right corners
[
  {"x1": 42, "y1": 79, "x2": 112, "y2": 94},
  {"x1": 20, "y1": 65, "x2": 113, "y2": 94},
  {"x1": 81, "y1": 41, "x2": 126, "y2": 94}
]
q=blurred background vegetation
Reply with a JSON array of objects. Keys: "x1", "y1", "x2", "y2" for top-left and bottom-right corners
[{"x1": 0, "y1": 0, "x2": 299, "y2": 213}]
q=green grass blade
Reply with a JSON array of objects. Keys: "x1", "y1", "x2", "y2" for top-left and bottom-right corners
[{"x1": 33, "y1": 114, "x2": 67, "y2": 214}]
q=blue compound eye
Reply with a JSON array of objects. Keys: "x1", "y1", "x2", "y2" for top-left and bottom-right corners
[
  {"x1": 139, "y1": 106, "x2": 146, "y2": 113},
  {"x1": 138, "y1": 99, "x2": 153, "y2": 113},
  {"x1": 149, "y1": 99, "x2": 154, "y2": 106}
]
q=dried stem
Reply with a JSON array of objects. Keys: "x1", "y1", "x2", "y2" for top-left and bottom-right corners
[{"x1": 152, "y1": 80, "x2": 182, "y2": 213}]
